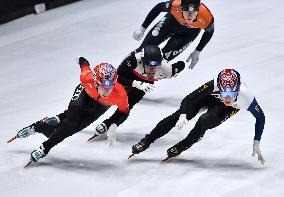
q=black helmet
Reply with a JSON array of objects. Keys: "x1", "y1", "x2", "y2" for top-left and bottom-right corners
[
  {"x1": 143, "y1": 45, "x2": 162, "y2": 67},
  {"x1": 181, "y1": 0, "x2": 201, "y2": 11}
]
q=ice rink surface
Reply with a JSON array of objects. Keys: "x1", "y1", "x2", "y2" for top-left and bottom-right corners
[{"x1": 0, "y1": 0, "x2": 283, "y2": 196}]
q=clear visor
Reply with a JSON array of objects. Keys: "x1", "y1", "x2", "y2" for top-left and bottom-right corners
[
  {"x1": 144, "y1": 59, "x2": 161, "y2": 74},
  {"x1": 220, "y1": 89, "x2": 238, "y2": 99},
  {"x1": 97, "y1": 79, "x2": 114, "y2": 97}
]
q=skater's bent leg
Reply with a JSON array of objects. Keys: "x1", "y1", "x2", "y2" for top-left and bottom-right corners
[
  {"x1": 42, "y1": 106, "x2": 85, "y2": 154},
  {"x1": 35, "y1": 111, "x2": 67, "y2": 138},
  {"x1": 179, "y1": 105, "x2": 238, "y2": 149},
  {"x1": 146, "y1": 109, "x2": 181, "y2": 143},
  {"x1": 145, "y1": 96, "x2": 206, "y2": 143}
]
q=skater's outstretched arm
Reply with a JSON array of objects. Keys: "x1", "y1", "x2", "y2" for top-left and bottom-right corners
[
  {"x1": 133, "y1": 1, "x2": 171, "y2": 41},
  {"x1": 195, "y1": 18, "x2": 215, "y2": 52},
  {"x1": 247, "y1": 98, "x2": 265, "y2": 141},
  {"x1": 141, "y1": 1, "x2": 171, "y2": 29}
]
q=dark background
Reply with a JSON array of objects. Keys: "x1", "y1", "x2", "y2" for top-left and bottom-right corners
[{"x1": 0, "y1": 0, "x2": 81, "y2": 25}]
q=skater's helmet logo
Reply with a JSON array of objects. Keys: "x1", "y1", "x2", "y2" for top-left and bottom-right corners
[{"x1": 149, "y1": 60, "x2": 159, "y2": 66}]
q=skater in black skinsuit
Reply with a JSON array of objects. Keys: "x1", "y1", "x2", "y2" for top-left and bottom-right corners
[
  {"x1": 133, "y1": 0, "x2": 214, "y2": 68},
  {"x1": 129, "y1": 69, "x2": 266, "y2": 165}
]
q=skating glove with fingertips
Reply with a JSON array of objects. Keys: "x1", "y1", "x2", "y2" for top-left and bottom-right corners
[
  {"x1": 133, "y1": 26, "x2": 146, "y2": 41},
  {"x1": 252, "y1": 140, "x2": 265, "y2": 165},
  {"x1": 186, "y1": 50, "x2": 200, "y2": 69},
  {"x1": 175, "y1": 114, "x2": 188, "y2": 130},
  {"x1": 132, "y1": 80, "x2": 155, "y2": 93}
]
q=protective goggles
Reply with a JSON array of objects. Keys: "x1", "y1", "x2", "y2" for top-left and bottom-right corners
[
  {"x1": 99, "y1": 79, "x2": 114, "y2": 91},
  {"x1": 220, "y1": 88, "x2": 238, "y2": 98},
  {"x1": 144, "y1": 59, "x2": 161, "y2": 72}
]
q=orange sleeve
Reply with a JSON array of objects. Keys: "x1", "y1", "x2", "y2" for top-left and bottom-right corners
[
  {"x1": 80, "y1": 65, "x2": 95, "y2": 84},
  {"x1": 79, "y1": 64, "x2": 97, "y2": 99}
]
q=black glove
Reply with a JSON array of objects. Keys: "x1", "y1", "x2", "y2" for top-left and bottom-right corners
[
  {"x1": 78, "y1": 57, "x2": 90, "y2": 67},
  {"x1": 171, "y1": 61, "x2": 185, "y2": 77}
]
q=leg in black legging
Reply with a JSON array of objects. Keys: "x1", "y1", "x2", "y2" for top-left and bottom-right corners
[
  {"x1": 42, "y1": 106, "x2": 85, "y2": 153},
  {"x1": 145, "y1": 94, "x2": 209, "y2": 143},
  {"x1": 178, "y1": 104, "x2": 239, "y2": 149},
  {"x1": 35, "y1": 84, "x2": 85, "y2": 137},
  {"x1": 145, "y1": 109, "x2": 181, "y2": 143},
  {"x1": 41, "y1": 85, "x2": 109, "y2": 154}
]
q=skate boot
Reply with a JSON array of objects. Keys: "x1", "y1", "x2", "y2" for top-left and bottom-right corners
[
  {"x1": 7, "y1": 116, "x2": 60, "y2": 143},
  {"x1": 132, "y1": 137, "x2": 151, "y2": 154},
  {"x1": 161, "y1": 143, "x2": 190, "y2": 164},
  {"x1": 31, "y1": 145, "x2": 46, "y2": 162},
  {"x1": 128, "y1": 136, "x2": 151, "y2": 159},
  {"x1": 167, "y1": 145, "x2": 183, "y2": 158},
  {"x1": 88, "y1": 123, "x2": 108, "y2": 141},
  {"x1": 17, "y1": 124, "x2": 36, "y2": 139},
  {"x1": 25, "y1": 145, "x2": 46, "y2": 167}
]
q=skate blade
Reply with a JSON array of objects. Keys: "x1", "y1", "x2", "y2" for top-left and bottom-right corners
[
  {"x1": 24, "y1": 160, "x2": 33, "y2": 168},
  {"x1": 160, "y1": 156, "x2": 171, "y2": 164},
  {"x1": 6, "y1": 135, "x2": 18, "y2": 143},
  {"x1": 87, "y1": 134, "x2": 99, "y2": 142},
  {"x1": 128, "y1": 153, "x2": 134, "y2": 160},
  {"x1": 260, "y1": 160, "x2": 266, "y2": 165}
]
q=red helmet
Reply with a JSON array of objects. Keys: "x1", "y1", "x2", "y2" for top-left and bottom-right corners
[
  {"x1": 217, "y1": 69, "x2": 241, "y2": 92},
  {"x1": 93, "y1": 63, "x2": 117, "y2": 87}
]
